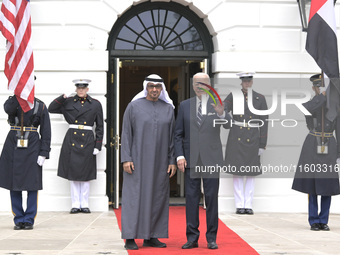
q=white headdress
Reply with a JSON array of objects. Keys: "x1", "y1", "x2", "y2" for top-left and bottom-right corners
[{"x1": 131, "y1": 74, "x2": 175, "y2": 109}]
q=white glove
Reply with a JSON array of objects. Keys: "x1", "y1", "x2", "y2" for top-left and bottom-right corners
[
  {"x1": 319, "y1": 87, "x2": 327, "y2": 94},
  {"x1": 258, "y1": 148, "x2": 265, "y2": 156},
  {"x1": 37, "y1": 156, "x2": 46, "y2": 166},
  {"x1": 63, "y1": 92, "x2": 75, "y2": 98},
  {"x1": 93, "y1": 148, "x2": 99, "y2": 155},
  {"x1": 336, "y1": 158, "x2": 340, "y2": 164}
]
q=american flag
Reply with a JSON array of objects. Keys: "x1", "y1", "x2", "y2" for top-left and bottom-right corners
[{"x1": 0, "y1": 0, "x2": 34, "y2": 112}]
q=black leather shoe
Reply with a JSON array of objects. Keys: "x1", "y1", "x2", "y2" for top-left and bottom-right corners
[
  {"x1": 319, "y1": 223, "x2": 330, "y2": 231},
  {"x1": 70, "y1": 208, "x2": 81, "y2": 214},
  {"x1": 124, "y1": 239, "x2": 138, "y2": 250},
  {"x1": 24, "y1": 222, "x2": 33, "y2": 230},
  {"x1": 236, "y1": 208, "x2": 246, "y2": 214},
  {"x1": 245, "y1": 208, "x2": 254, "y2": 215},
  {"x1": 143, "y1": 238, "x2": 166, "y2": 248},
  {"x1": 310, "y1": 223, "x2": 320, "y2": 231},
  {"x1": 182, "y1": 241, "x2": 198, "y2": 249},
  {"x1": 81, "y1": 208, "x2": 91, "y2": 213},
  {"x1": 13, "y1": 222, "x2": 24, "y2": 230},
  {"x1": 208, "y1": 241, "x2": 218, "y2": 249}
]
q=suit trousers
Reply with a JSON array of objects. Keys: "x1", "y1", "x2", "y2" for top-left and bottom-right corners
[
  {"x1": 70, "y1": 181, "x2": 90, "y2": 208},
  {"x1": 308, "y1": 194, "x2": 331, "y2": 225},
  {"x1": 10, "y1": 190, "x2": 38, "y2": 225},
  {"x1": 185, "y1": 159, "x2": 219, "y2": 243}
]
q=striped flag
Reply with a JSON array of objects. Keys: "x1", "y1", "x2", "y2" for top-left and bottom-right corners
[
  {"x1": 306, "y1": 0, "x2": 340, "y2": 121},
  {"x1": 0, "y1": 0, "x2": 34, "y2": 112}
]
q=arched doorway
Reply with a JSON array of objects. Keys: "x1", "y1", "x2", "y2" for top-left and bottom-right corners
[{"x1": 106, "y1": 1, "x2": 214, "y2": 208}]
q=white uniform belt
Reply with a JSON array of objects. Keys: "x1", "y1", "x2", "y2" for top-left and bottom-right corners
[
  {"x1": 233, "y1": 121, "x2": 260, "y2": 128},
  {"x1": 69, "y1": 124, "x2": 93, "y2": 130}
]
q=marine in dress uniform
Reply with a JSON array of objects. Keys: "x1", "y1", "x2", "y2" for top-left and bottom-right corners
[
  {"x1": 0, "y1": 95, "x2": 51, "y2": 230},
  {"x1": 292, "y1": 74, "x2": 340, "y2": 231},
  {"x1": 48, "y1": 79, "x2": 104, "y2": 214},
  {"x1": 224, "y1": 72, "x2": 268, "y2": 215}
]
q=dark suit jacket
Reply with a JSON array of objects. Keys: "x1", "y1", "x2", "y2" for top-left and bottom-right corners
[{"x1": 174, "y1": 97, "x2": 227, "y2": 168}]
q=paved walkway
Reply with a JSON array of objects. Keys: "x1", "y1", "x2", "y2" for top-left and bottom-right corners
[{"x1": 0, "y1": 208, "x2": 339, "y2": 254}]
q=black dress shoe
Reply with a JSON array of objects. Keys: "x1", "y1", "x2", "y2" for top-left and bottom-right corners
[
  {"x1": 143, "y1": 238, "x2": 166, "y2": 248},
  {"x1": 182, "y1": 241, "x2": 198, "y2": 249},
  {"x1": 245, "y1": 208, "x2": 254, "y2": 215},
  {"x1": 236, "y1": 208, "x2": 246, "y2": 214},
  {"x1": 24, "y1": 222, "x2": 33, "y2": 230},
  {"x1": 310, "y1": 223, "x2": 320, "y2": 231},
  {"x1": 70, "y1": 208, "x2": 81, "y2": 214},
  {"x1": 124, "y1": 239, "x2": 138, "y2": 250},
  {"x1": 13, "y1": 222, "x2": 24, "y2": 230},
  {"x1": 319, "y1": 223, "x2": 330, "y2": 231},
  {"x1": 208, "y1": 241, "x2": 218, "y2": 249},
  {"x1": 81, "y1": 208, "x2": 91, "y2": 213}
]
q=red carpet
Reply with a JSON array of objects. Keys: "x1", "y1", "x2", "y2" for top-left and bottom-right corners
[{"x1": 114, "y1": 206, "x2": 259, "y2": 254}]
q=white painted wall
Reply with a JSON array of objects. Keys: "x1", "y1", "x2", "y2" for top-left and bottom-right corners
[{"x1": 0, "y1": 0, "x2": 339, "y2": 214}]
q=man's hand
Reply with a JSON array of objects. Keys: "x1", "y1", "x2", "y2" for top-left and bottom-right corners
[
  {"x1": 37, "y1": 156, "x2": 46, "y2": 166},
  {"x1": 167, "y1": 164, "x2": 177, "y2": 178},
  {"x1": 211, "y1": 102, "x2": 224, "y2": 116},
  {"x1": 258, "y1": 148, "x2": 265, "y2": 156},
  {"x1": 123, "y1": 161, "x2": 134, "y2": 174},
  {"x1": 93, "y1": 148, "x2": 99, "y2": 155},
  {"x1": 319, "y1": 87, "x2": 327, "y2": 96},
  {"x1": 177, "y1": 158, "x2": 187, "y2": 173}
]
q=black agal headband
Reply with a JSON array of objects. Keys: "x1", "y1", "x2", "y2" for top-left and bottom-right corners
[{"x1": 145, "y1": 77, "x2": 164, "y2": 83}]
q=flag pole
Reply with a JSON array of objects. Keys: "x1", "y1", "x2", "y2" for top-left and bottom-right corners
[{"x1": 321, "y1": 71, "x2": 325, "y2": 153}]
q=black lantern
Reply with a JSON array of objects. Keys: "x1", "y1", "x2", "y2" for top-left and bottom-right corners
[
  {"x1": 297, "y1": 0, "x2": 337, "y2": 32},
  {"x1": 297, "y1": 0, "x2": 311, "y2": 32}
]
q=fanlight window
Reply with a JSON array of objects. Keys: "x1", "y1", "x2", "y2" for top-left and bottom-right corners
[{"x1": 115, "y1": 9, "x2": 204, "y2": 51}]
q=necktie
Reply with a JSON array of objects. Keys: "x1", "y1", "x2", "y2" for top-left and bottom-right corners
[{"x1": 197, "y1": 101, "x2": 202, "y2": 126}]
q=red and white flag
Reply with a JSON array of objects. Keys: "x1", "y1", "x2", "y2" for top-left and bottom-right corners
[
  {"x1": 0, "y1": 0, "x2": 34, "y2": 112},
  {"x1": 306, "y1": 0, "x2": 340, "y2": 121}
]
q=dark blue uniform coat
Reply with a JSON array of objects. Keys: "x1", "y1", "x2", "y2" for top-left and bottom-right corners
[
  {"x1": 292, "y1": 94, "x2": 340, "y2": 196},
  {"x1": 48, "y1": 94, "x2": 103, "y2": 181},
  {"x1": 0, "y1": 96, "x2": 51, "y2": 191},
  {"x1": 224, "y1": 89, "x2": 268, "y2": 176}
]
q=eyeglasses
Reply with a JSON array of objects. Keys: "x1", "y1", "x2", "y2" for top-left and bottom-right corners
[{"x1": 147, "y1": 83, "x2": 162, "y2": 89}]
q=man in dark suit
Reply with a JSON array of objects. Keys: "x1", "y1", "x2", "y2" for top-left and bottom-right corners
[{"x1": 174, "y1": 72, "x2": 228, "y2": 250}]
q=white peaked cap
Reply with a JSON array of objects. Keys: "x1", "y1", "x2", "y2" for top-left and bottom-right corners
[{"x1": 236, "y1": 72, "x2": 256, "y2": 78}]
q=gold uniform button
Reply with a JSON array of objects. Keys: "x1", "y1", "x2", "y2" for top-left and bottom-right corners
[
  {"x1": 74, "y1": 132, "x2": 77, "y2": 135},
  {"x1": 240, "y1": 115, "x2": 243, "y2": 117},
  {"x1": 248, "y1": 128, "x2": 250, "y2": 130},
  {"x1": 240, "y1": 127, "x2": 242, "y2": 129},
  {"x1": 72, "y1": 143, "x2": 75, "y2": 146},
  {"x1": 238, "y1": 138, "x2": 241, "y2": 141},
  {"x1": 247, "y1": 139, "x2": 250, "y2": 142},
  {"x1": 249, "y1": 116, "x2": 252, "y2": 119},
  {"x1": 81, "y1": 145, "x2": 84, "y2": 148},
  {"x1": 82, "y1": 133, "x2": 84, "y2": 136},
  {"x1": 84, "y1": 122, "x2": 87, "y2": 124},
  {"x1": 75, "y1": 120, "x2": 78, "y2": 123}
]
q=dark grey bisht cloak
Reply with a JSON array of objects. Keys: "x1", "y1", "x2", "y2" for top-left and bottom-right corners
[{"x1": 120, "y1": 98, "x2": 175, "y2": 239}]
